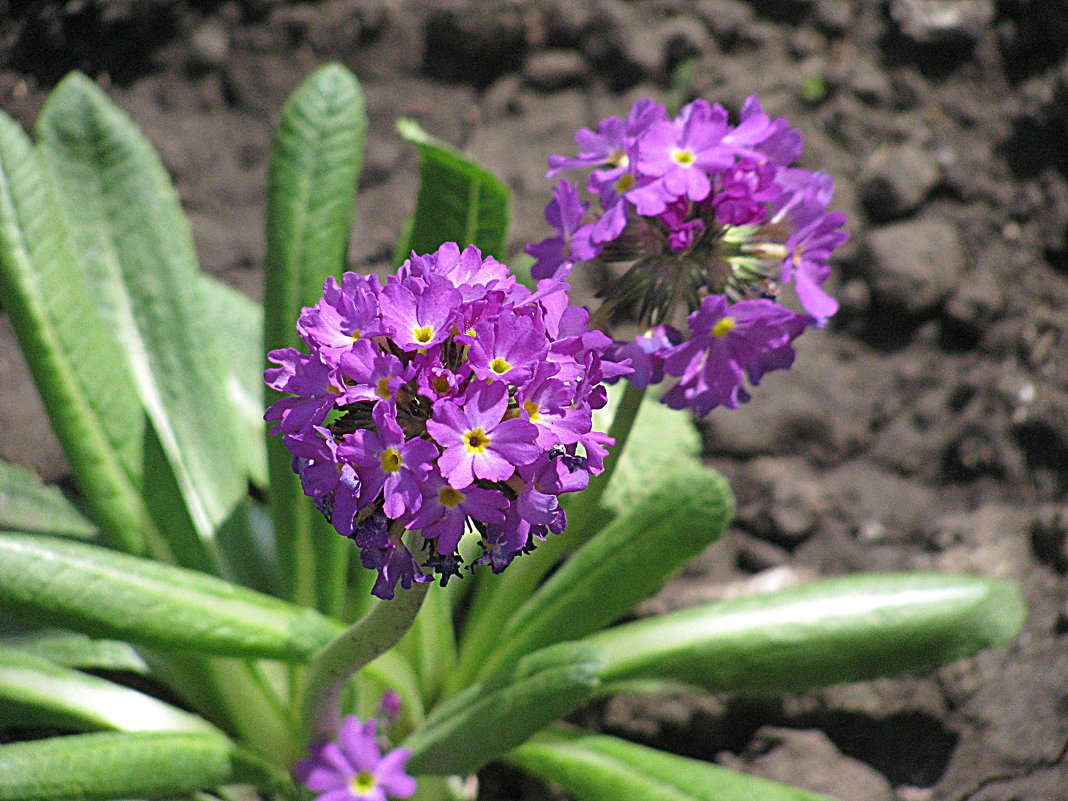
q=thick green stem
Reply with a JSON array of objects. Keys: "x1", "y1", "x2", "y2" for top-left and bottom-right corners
[
  {"x1": 301, "y1": 577, "x2": 429, "y2": 745},
  {"x1": 448, "y1": 380, "x2": 648, "y2": 694}
]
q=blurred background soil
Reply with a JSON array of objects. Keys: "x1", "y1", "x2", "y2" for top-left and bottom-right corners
[{"x1": 1, "y1": 1, "x2": 1067, "y2": 799}]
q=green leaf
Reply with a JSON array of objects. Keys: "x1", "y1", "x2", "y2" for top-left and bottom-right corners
[
  {"x1": 592, "y1": 381, "x2": 703, "y2": 517},
  {"x1": 478, "y1": 466, "x2": 733, "y2": 680},
  {"x1": 0, "y1": 623, "x2": 147, "y2": 674},
  {"x1": 508, "y1": 729, "x2": 838, "y2": 801},
  {"x1": 403, "y1": 641, "x2": 604, "y2": 776},
  {"x1": 0, "y1": 111, "x2": 147, "y2": 554},
  {"x1": 588, "y1": 572, "x2": 1026, "y2": 692},
  {"x1": 263, "y1": 62, "x2": 367, "y2": 614},
  {"x1": 36, "y1": 71, "x2": 245, "y2": 549},
  {"x1": 393, "y1": 118, "x2": 510, "y2": 264},
  {"x1": 0, "y1": 532, "x2": 340, "y2": 661},
  {"x1": 197, "y1": 275, "x2": 267, "y2": 489},
  {"x1": 0, "y1": 731, "x2": 276, "y2": 801},
  {"x1": 0, "y1": 646, "x2": 217, "y2": 734},
  {"x1": 0, "y1": 460, "x2": 97, "y2": 538}
]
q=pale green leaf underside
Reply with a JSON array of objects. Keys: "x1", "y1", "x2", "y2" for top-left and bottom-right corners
[
  {"x1": 0, "y1": 459, "x2": 97, "y2": 538},
  {"x1": 509, "y1": 730, "x2": 839, "y2": 801},
  {"x1": 0, "y1": 645, "x2": 216, "y2": 734},
  {"x1": 36, "y1": 71, "x2": 244, "y2": 542},
  {"x1": 0, "y1": 112, "x2": 146, "y2": 553}
]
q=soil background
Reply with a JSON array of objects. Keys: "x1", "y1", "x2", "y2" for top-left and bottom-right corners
[{"x1": 2, "y1": 1, "x2": 1068, "y2": 800}]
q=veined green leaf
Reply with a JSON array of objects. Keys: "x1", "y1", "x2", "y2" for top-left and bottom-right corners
[
  {"x1": 403, "y1": 641, "x2": 604, "y2": 776},
  {"x1": 0, "y1": 731, "x2": 277, "y2": 801},
  {"x1": 0, "y1": 111, "x2": 147, "y2": 553},
  {"x1": 508, "y1": 729, "x2": 838, "y2": 801},
  {"x1": 393, "y1": 118, "x2": 510, "y2": 264},
  {"x1": 0, "y1": 623, "x2": 147, "y2": 674},
  {"x1": 0, "y1": 532, "x2": 340, "y2": 661},
  {"x1": 263, "y1": 62, "x2": 366, "y2": 614},
  {"x1": 588, "y1": 572, "x2": 1026, "y2": 692},
  {"x1": 0, "y1": 646, "x2": 217, "y2": 734},
  {"x1": 36, "y1": 71, "x2": 244, "y2": 547},
  {"x1": 0, "y1": 460, "x2": 97, "y2": 538},
  {"x1": 479, "y1": 466, "x2": 733, "y2": 680},
  {"x1": 197, "y1": 275, "x2": 267, "y2": 489}
]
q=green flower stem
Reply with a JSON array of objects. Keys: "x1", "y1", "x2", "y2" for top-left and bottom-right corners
[
  {"x1": 301, "y1": 573, "x2": 429, "y2": 745},
  {"x1": 448, "y1": 380, "x2": 648, "y2": 695}
]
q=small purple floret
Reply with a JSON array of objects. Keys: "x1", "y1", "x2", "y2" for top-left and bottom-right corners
[{"x1": 296, "y1": 715, "x2": 416, "y2": 801}]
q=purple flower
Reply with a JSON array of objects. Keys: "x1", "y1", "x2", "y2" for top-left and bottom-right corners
[
  {"x1": 426, "y1": 381, "x2": 540, "y2": 488},
  {"x1": 630, "y1": 99, "x2": 734, "y2": 215},
  {"x1": 526, "y1": 179, "x2": 600, "y2": 279},
  {"x1": 296, "y1": 715, "x2": 416, "y2": 801},
  {"x1": 407, "y1": 470, "x2": 508, "y2": 554},
  {"x1": 338, "y1": 402, "x2": 437, "y2": 520},
  {"x1": 265, "y1": 242, "x2": 617, "y2": 597},
  {"x1": 662, "y1": 295, "x2": 813, "y2": 415}
]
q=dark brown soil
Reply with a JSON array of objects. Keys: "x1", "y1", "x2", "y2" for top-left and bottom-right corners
[{"x1": 2, "y1": 1, "x2": 1067, "y2": 799}]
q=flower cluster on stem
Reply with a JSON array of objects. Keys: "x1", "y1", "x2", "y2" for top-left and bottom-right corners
[
  {"x1": 265, "y1": 243, "x2": 624, "y2": 599},
  {"x1": 527, "y1": 96, "x2": 848, "y2": 415}
]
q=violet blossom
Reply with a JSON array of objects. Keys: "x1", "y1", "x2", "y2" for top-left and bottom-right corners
[
  {"x1": 529, "y1": 95, "x2": 849, "y2": 414},
  {"x1": 296, "y1": 715, "x2": 416, "y2": 801}
]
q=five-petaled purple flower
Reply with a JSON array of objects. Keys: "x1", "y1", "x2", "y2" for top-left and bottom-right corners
[
  {"x1": 296, "y1": 715, "x2": 416, "y2": 801},
  {"x1": 529, "y1": 94, "x2": 848, "y2": 414}
]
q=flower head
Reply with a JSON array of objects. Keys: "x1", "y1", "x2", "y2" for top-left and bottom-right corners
[
  {"x1": 296, "y1": 715, "x2": 416, "y2": 801},
  {"x1": 532, "y1": 95, "x2": 848, "y2": 414},
  {"x1": 265, "y1": 243, "x2": 620, "y2": 598}
]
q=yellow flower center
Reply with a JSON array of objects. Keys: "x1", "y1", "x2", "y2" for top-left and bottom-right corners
[
  {"x1": 614, "y1": 173, "x2": 635, "y2": 193},
  {"x1": 489, "y1": 356, "x2": 512, "y2": 375},
  {"x1": 380, "y1": 447, "x2": 402, "y2": 473},
  {"x1": 712, "y1": 317, "x2": 735, "y2": 338},
  {"x1": 412, "y1": 325, "x2": 434, "y2": 344},
  {"x1": 375, "y1": 377, "x2": 391, "y2": 399},
  {"x1": 438, "y1": 486, "x2": 465, "y2": 508},
  {"x1": 463, "y1": 428, "x2": 491, "y2": 454},
  {"x1": 671, "y1": 148, "x2": 695, "y2": 166},
  {"x1": 432, "y1": 375, "x2": 452, "y2": 394},
  {"x1": 523, "y1": 399, "x2": 541, "y2": 422},
  {"x1": 608, "y1": 148, "x2": 629, "y2": 169},
  {"x1": 350, "y1": 772, "x2": 376, "y2": 794}
]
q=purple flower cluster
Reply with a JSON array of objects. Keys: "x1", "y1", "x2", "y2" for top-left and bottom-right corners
[
  {"x1": 265, "y1": 243, "x2": 622, "y2": 599},
  {"x1": 527, "y1": 96, "x2": 848, "y2": 415},
  {"x1": 296, "y1": 714, "x2": 415, "y2": 801}
]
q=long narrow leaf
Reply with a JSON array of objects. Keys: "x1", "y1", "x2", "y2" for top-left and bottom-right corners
[
  {"x1": 0, "y1": 623, "x2": 147, "y2": 674},
  {"x1": 0, "y1": 532, "x2": 339, "y2": 661},
  {"x1": 263, "y1": 63, "x2": 366, "y2": 613},
  {"x1": 393, "y1": 118, "x2": 510, "y2": 264},
  {"x1": 197, "y1": 275, "x2": 267, "y2": 489},
  {"x1": 403, "y1": 642, "x2": 604, "y2": 776},
  {"x1": 0, "y1": 112, "x2": 147, "y2": 553},
  {"x1": 36, "y1": 71, "x2": 244, "y2": 550},
  {"x1": 588, "y1": 572, "x2": 1025, "y2": 692},
  {"x1": 508, "y1": 729, "x2": 838, "y2": 801},
  {"x1": 0, "y1": 646, "x2": 216, "y2": 734},
  {"x1": 479, "y1": 466, "x2": 733, "y2": 680},
  {"x1": 0, "y1": 460, "x2": 97, "y2": 538},
  {"x1": 0, "y1": 731, "x2": 277, "y2": 801}
]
